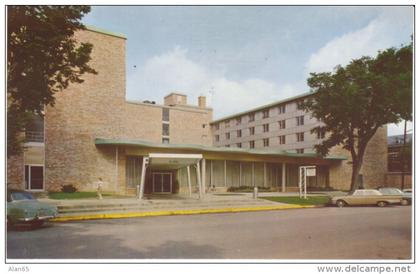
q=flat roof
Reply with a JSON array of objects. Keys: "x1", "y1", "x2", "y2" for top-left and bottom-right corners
[
  {"x1": 210, "y1": 91, "x2": 314, "y2": 124},
  {"x1": 85, "y1": 25, "x2": 127, "y2": 40},
  {"x1": 95, "y1": 138, "x2": 346, "y2": 160}
]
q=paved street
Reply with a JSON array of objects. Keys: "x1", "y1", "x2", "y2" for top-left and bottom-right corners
[{"x1": 7, "y1": 206, "x2": 411, "y2": 260}]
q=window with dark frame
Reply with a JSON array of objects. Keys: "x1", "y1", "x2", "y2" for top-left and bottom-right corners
[
  {"x1": 237, "y1": 143, "x2": 242, "y2": 148},
  {"x1": 317, "y1": 130, "x2": 325, "y2": 139},
  {"x1": 296, "y1": 115, "x2": 304, "y2": 126},
  {"x1": 226, "y1": 132, "x2": 230, "y2": 140},
  {"x1": 263, "y1": 123, "x2": 269, "y2": 132},
  {"x1": 296, "y1": 132, "x2": 304, "y2": 142},
  {"x1": 237, "y1": 129, "x2": 242, "y2": 137},
  {"x1": 162, "y1": 108, "x2": 169, "y2": 122},
  {"x1": 162, "y1": 123, "x2": 170, "y2": 136},
  {"x1": 249, "y1": 113, "x2": 255, "y2": 122},
  {"x1": 278, "y1": 105, "x2": 286, "y2": 114},
  {"x1": 279, "y1": 135, "x2": 286, "y2": 145},
  {"x1": 215, "y1": 135, "x2": 220, "y2": 142},
  {"x1": 236, "y1": 117, "x2": 241, "y2": 125},
  {"x1": 279, "y1": 120, "x2": 286, "y2": 129},
  {"x1": 225, "y1": 120, "x2": 230, "y2": 128},
  {"x1": 214, "y1": 123, "x2": 220, "y2": 130},
  {"x1": 296, "y1": 148, "x2": 304, "y2": 154},
  {"x1": 249, "y1": 140, "x2": 255, "y2": 149},
  {"x1": 263, "y1": 138, "x2": 269, "y2": 147},
  {"x1": 262, "y1": 109, "x2": 269, "y2": 118},
  {"x1": 162, "y1": 137, "x2": 170, "y2": 144}
]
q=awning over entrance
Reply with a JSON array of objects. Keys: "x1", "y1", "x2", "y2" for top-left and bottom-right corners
[{"x1": 148, "y1": 153, "x2": 202, "y2": 170}]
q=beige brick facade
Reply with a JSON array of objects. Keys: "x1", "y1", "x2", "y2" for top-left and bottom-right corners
[{"x1": 7, "y1": 27, "x2": 388, "y2": 193}]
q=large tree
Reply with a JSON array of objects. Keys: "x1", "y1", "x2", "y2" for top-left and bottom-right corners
[
  {"x1": 302, "y1": 43, "x2": 412, "y2": 191},
  {"x1": 7, "y1": 5, "x2": 97, "y2": 156}
]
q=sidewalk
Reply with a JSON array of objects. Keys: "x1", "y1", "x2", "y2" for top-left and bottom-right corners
[{"x1": 40, "y1": 193, "x2": 319, "y2": 222}]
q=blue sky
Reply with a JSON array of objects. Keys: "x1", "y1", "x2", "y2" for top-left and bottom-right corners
[{"x1": 82, "y1": 6, "x2": 413, "y2": 136}]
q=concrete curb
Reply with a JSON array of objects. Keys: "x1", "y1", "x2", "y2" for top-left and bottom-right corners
[{"x1": 51, "y1": 204, "x2": 317, "y2": 222}]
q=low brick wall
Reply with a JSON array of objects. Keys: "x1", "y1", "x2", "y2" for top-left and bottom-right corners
[{"x1": 384, "y1": 172, "x2": 412, "y2": 189}]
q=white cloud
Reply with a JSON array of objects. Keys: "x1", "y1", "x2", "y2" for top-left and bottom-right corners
[
  {"x1": 305, "y1": 7, "x2": 413, "y2": 74},
  {"x1": 127, "y1": 47, "x2": 299, "y2": 119}
]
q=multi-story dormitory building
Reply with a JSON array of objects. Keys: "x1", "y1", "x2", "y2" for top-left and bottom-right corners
[{"x1": 7, "y1": 26, "x2": 388, "y2": 197}]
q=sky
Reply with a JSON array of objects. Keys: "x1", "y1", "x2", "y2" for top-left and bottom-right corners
[{"x1": 82, "y1": 6, "x2": 413, "y2": 136}]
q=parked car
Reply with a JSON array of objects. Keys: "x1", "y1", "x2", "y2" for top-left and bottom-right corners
[
  {"x1": 7, "y1": 190, "x2": 58, "y2": 228},
  {"x1": 377, "y1": 187, "x2": 411, "y2": 205},
  {"x1": 330, "y1": 189, "x2": 402, "y2": 207}
]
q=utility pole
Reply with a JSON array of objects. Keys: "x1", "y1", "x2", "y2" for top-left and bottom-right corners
[{"x1": 400, "y1": 120, "x2": 407, "y2": 190}]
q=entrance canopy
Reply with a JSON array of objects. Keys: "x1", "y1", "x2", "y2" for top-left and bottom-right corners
[{"x1": 148, "y1": 153, "x2": 202, "y2": 170}]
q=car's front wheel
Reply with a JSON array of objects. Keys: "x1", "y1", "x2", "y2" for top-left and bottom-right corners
[
  {"x1": 377, "y1": 201, "x2": 387, "y2": 207},
  {"x1": 401, "y1": 199, "x2": 409, "y2": 206},
  {"x1": 336, "y1": 200, "x2": 346, "y2": 208}
]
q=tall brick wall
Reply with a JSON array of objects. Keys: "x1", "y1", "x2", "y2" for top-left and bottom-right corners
[
  {"x1": 329, "y1": 126, "x2": 388, "y2": 190},
  {"x1": 44, "y1": 29, "x2": 212, "y2": 192}
]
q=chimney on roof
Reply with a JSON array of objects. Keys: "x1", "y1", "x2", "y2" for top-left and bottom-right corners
[
  {"x1": 198, "y1": 96, "x2": 206, "y2": 108},
  {"x1": 164, "y1": 92, "x2": 187, "y2": 106}
]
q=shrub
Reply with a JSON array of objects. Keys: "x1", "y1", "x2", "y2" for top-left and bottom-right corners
[
  {"x1": 227, "y1": 186, "x2": 271, "y2": 192},
  {"x1": 61, "y1": 184, "x2": 77, "y2": 193}
]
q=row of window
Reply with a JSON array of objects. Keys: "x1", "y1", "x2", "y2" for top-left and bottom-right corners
[
  {"x1": 225, "y1": 139, "x2": 306, "y2": 154},
  {"x1": 215, "y1": 116, "x2": 304, "y2": 139},
  {"x1": 215, "y1": 115, "x2": 305, "y2": 131},
  {"x1": 215, "y1": 125, "x2": 325, "y2": 143},
  {"x1": 219, "y1": 132, "x2": 308, "y2": 144},
  {"x1": 214, "y1": 102, "x2": 305, "y2": 130},
  {"x1": 162, "y1": 108, "x2": 170, "y2": 144}
]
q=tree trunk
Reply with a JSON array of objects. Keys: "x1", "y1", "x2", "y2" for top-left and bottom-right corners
[{"x1": 350, "y1": 159, "x2": 363, "y2": 191}]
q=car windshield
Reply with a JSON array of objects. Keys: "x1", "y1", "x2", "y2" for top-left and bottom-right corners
[{"x1": 11, "y1": 192, "x2": 35, "y2": 201}]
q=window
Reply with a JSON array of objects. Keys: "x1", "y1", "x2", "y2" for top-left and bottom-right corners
[
  {"x1": 202, "y1": 124, "x2": 206, "y2": 128},
  {"x1": 237, "y1": 143, "x2": 242, "y2": 148},
  {"x1": 262, "y1": 109, "x2": 269, "y2": 118},
  {"x1": 263, "y1": 138, "x2": 269, "y2": 147},
  {"x1": 296, "y1": 148, "x2": 304, "y2": 154},
  {"x1": 162, "y1": 123, "x2": 170, "y2": 136},
  {"x1": 225, "y1": 120, "x2": 230, "y2": 128},
  {"x1": 25, "y1": 115, "x2": 44, "y2": 143},
  {"x1": 279, "y1": 135, "x2": 286, "y2": 145},
  {"x1": 279, "y1": 120, "x2": 286, "y2": 129},
  {"x1": 249, "y1": 113, "x2": 255, "y2": 122},
  {"x1": 249, "y1": 127, "x2": 255, "y2": 135},
  {"x1": 249, "y1": 140, "x2": 255, "y2": 149},
  {"x1": 296, "y1": 115, "x2": 304, "y2": 126},
  {"x1": 237, "y1": 130, "x2": 242, "y2": 138},
  {"x1": 225, "y1": 132, "x2": 230, "y2": 140},
  {"x1": 214, "y1": 123, "x2": 220, "y2": 130},
  {"x1": 162, "y1": 108, "x2": 169, "y2": 122},
  {"x1": 162, "y1": 138, "x2": 170, "y2": 144},
  {"x1": 317, "y1": 130, "x2": 325, "y2": 139},
  {"x1": 225, "y1": 144, "x2": 230, "y2": 148},
  {"x1": 263, "y1": 124, "x2": 269, "y2": 132},
  {"x1": 278, "y1": 105, "x2": 286, "y2": 114},
  {"x1": 236, "y1": 117, "x2": 241, "y2": 125},
  {"x1": 215, "y1": 135, "x2": 220, "y2": 142},
  {"x1": 296, "y1": 132, "x2": 304, "y2": 142},
  {"x1": 25, "y1": 165, "x2": 44, "y2": 190}
]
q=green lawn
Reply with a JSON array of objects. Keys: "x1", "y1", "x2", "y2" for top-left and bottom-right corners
[
  {"x1": 48, "y1": 192, "x2": 116, "y2": 200},
  {"x1": 261, "y1": 196, "x2": 330, "y2": 206}
]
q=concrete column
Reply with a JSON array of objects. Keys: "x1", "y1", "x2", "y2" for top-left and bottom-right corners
[
  {"x1": 210, "y1": 160, "x2": 214, "y2": 188},
  {"x1": 187, "y1": 165, "x2": 192, "y2": 197},
  {"x1": 239, "y1": 162, "x2": 242, "y2": 186},
  {"x1": 138, "y1": 156, "x2": 148, "y2": 200},
  {"x1": 196, "y1": 162, "x2": 202, "y2": 199},
  {"x1": 252, "y1": 162, "x2": 255, "y2": 186},
  {"x1": 224, "y1": 160, "x2": 227, "y2": 187},
  {"x1": 201, "y1": 159, "x2": 206, "y2": 193},
  {"x1": 263, "y1": 162, "x2": 267, "y2": 187},
  {"x1": 282, "y1": 163, "x2": 286, "y2": 192}
]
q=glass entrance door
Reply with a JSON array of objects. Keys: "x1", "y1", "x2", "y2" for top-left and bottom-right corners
[{"x1": 152, "y1": 172, "x2": 172, "y2": 193}]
